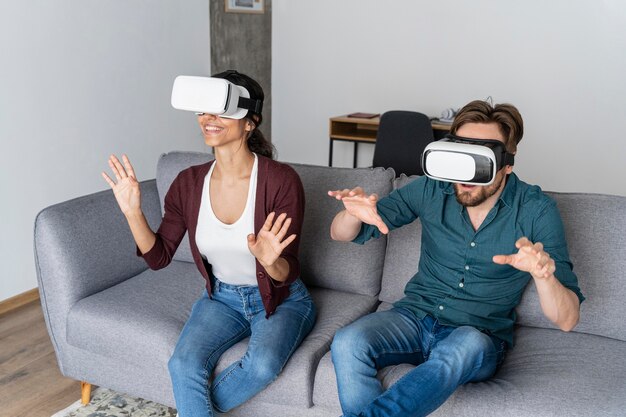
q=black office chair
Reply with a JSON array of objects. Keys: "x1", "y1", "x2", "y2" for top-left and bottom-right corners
[{"x1": 372, "y1": 111, "x2": 435, "y2": 177}]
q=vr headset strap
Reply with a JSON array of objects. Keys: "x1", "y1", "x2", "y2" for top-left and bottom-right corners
[
  {"x1": 238, "y1": 97, "x2": 263, "y2": 114},
  {"x1": 445, "y1": 134, "x2": 515, "y2": 167}
]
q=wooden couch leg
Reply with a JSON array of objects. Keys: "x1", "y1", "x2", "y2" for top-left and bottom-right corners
[{"x1": 81, "y1": 381, "x2": 92, "y2": 405}]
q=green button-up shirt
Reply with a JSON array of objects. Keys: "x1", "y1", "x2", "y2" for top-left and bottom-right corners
[{"x1": 354, "y1": 173, "x2": 584, "y2": 346}]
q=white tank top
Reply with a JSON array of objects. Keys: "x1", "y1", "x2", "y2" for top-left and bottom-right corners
[{"x1": 196, "y1": 154, "x2": 258, "y2": 286}]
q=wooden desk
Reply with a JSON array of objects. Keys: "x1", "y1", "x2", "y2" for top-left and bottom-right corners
[{"x1": 329, "y1": 115, "x2": 451, "y2": 167}]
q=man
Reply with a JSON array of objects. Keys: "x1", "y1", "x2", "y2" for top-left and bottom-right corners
[{"x1": 328, "y1": 100, "x2": 584, "y2": 417}]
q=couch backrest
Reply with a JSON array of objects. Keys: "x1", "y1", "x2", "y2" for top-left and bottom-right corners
[
  {"x1": 156, "y1": 151, "x2": 214, "y2": 262},
  {"x1": 290, "y1": 163, "x2": 395, "y2": 296},
  {"x1": 155, "y1": 152, "x2": 395, "y2": 296},
  {"x1": 516, "y1": 192, "x2": 626, "y2": 341},
  {"x1": 379, "y1": 175, "x2": 423, "y2": 303},
  {"x1": 379, "y1": 175, "x2": 626, "y2": 342}
]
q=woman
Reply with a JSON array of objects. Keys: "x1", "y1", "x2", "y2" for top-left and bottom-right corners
[{"x1": 102, "y1": 70, "x2": 316, "y2": 417}]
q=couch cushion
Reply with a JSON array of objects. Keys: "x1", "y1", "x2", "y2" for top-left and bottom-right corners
[
  {"x1": 312, "y1": 351, "x2": 340, "y2": 409},
  {"x1": 66, "y1": 260, "x2": 206, "y2": 366},
  {"x1": 156, "y1": 151, "x2": 214, "y2": 262},
  {"x1": 312, "y1": 303, "x2": 414, "y2": 410},
  {"x1": 516, "y1": 192, "x2": 626, "y2": 342},
  {"x1": 214, "y1": 286, "x2": 379, "y2": 408},
  {"x1": 313, "y1": 326, "x2": 626, "y2": 416},
  {"x1": 68, "y1": 274, "x2": 378, "y2": 409},
  {"x1": 284, "y1": 163, "x2": 395, "y2": 296},
  {"x1": 379, "y1": 174, "x2": 422, "y2": 304}
]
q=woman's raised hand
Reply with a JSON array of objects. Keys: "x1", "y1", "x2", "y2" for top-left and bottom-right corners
[
  {"x1": 101, "y1": 154, "x2": 141, "y2": 216},
  {"x1": 247, "y1": 212, "x2": 297, "y2": 268},
  {"x1": 328, "y1": 187, "x2": 389, "y2": 234}
]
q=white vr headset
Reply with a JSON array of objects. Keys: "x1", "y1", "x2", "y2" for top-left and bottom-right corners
[
  {"x1": 171, "y1": 76, "x2": 263, "y2": 119},
  {"x1": 421, "y1": 134, "x2": 515, "y2": 185}
]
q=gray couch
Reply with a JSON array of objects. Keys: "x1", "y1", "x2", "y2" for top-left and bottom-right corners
[{"x1": 35, "y1": 151, "x2": 626, "y2": 416}]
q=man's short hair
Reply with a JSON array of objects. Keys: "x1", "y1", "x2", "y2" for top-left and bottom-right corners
[{"x1": 450, "y1": 100, "x2": 524, "y2": 154}]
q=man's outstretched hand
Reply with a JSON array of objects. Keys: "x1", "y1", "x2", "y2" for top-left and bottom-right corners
[
  {"x1": 328, "y1": 187, "x2": 389, "y2": 234},
  {"x1": 493, "y1": 237, "x2": 556, "y2": 280}
]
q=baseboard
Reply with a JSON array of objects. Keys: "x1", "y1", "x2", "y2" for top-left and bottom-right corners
[{"x1": 0, "y1": 288, "x2": 40, "y2": 316}]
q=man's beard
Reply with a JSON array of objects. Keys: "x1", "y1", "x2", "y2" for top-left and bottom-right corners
[{"x1": 454, "y1": 171, "x2": 506, "y2": 207}]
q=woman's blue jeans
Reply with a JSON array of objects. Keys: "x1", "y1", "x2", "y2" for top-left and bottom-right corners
[
  {"x1": 168, "y1": 278, "x2": 316, "y2": 417},
  {"x1": 331, "y1": 307, "x2": 506, "y2": 417}
]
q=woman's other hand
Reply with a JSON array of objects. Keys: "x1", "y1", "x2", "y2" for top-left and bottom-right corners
[{"x1": 247, "y1": 212, "x2": 296, "y2": 269}]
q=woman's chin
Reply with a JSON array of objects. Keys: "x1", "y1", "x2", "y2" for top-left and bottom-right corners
[{"x1": 203, "y1": 137, "x2": 222, "y2": 147}]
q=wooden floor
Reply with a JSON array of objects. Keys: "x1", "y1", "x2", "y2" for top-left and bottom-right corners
[{"x1": 0, "y1": 301, "x2": 80, "y2": 417}]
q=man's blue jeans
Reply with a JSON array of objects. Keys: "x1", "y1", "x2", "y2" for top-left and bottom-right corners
[
  {"x1": 168, "y1": 278, "x2": 316, "y2": 417},
  {"x1": 331, "y1": 307, "x2": 506, "y2": 417}
]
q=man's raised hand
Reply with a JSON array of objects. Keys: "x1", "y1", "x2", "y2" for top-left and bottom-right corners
[
  {"x1": 328, "y1": 187, "x2": 389, "y2": 234},
  {"x1": 493, "y1": 237, "x2": 556, "y2": 280}
]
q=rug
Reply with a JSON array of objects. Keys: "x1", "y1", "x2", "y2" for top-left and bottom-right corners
[{"x1": 51, "y1": 387, "x2": 177, "y2": 417}]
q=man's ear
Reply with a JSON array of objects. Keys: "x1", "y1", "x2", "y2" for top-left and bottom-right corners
[{"x1": 505, "y1": 164, "x2": 514, "y2": 174}]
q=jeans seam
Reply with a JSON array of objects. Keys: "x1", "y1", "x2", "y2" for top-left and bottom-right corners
[
  {"x1": 371, "y1": 348, "x2": 422, "y2": 361},
  {"x1": 239, "y1": 290, "x2": 251, "y2": 321},
  {"x1": 285, "y1": 300, "x2": 314, "y2": 360},
  {"x1": 212, "y1": 351, "x2": 246, "y2": 391},
  {"x1": 467, "y1": 354, "x2": 486, "y2": 382},
  {"x1": 465, "y1": 337, "x2": 502, "y2": 383},
  {"x1": 267, "y1": 299, "x2": 314, "y2": 380},
  {"x1": 497, "y1": 341, "x2": 507, "y2": 366},
  {"x1": 202, "y1": 325, "x2": 250, "y2": 415}
]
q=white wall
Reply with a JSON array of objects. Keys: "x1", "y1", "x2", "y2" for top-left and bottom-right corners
[
  {"x1": 0, "y1": 1, "x2": 210, "y2": 301},
  {"x1": 272, "y1": 0, "x2": 626, "y2": 196}
]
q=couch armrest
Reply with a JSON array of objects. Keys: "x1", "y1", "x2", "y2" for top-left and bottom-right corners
[{"x1": 34, "y1": 179, "x2": 162, "y2": 349}]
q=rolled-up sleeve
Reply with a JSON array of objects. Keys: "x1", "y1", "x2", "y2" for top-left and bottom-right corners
[
  {"x1": 532, "y1": 199, "x2": 585, "y2": 304},
  {"x1": 353, "y1": 176, "x2": 428, "y2": 245}
]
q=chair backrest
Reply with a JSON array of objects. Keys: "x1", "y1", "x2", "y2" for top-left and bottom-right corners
[{"x1": 372, "y1": 110, "x2": 435, "y2": 177}]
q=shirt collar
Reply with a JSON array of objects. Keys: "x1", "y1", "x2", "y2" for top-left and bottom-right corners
[
  {"x1": 439, "y1": 172, "x2": 518, "y2": 209},
  {"x1": 498, "y1": 172, "x2": 517, "y2": 209},
  {"x1": 442, "y1": 180, "x2": 455, "y2": 195}
]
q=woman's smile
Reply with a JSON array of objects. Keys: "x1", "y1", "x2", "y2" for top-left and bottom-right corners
[{"x1": 203, "y1": 123, "x2": 225, "y2": 135}]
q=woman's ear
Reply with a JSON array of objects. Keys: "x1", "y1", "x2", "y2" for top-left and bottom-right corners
[{"x1": 245, "y1": 120, "x2": 254, "y2": 132}]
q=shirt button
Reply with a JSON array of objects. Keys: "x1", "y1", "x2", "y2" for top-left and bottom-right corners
[
  {"x1": 439, "y1": 305, "x2": 444, "y2": 311},
  {"x1": 465, "y1": 265, "x2": 470, "y2": 271},
  {"x1": 470, "y1": 242, "x2": 476, "y2": 247},
  {"x1": 459, "y1": 282, "x2": 464, "y2": 288}
]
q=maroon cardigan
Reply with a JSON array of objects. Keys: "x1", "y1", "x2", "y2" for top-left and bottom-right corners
[{"x1": 139, "y1": 155, "x2": 305, "y2": 317}]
